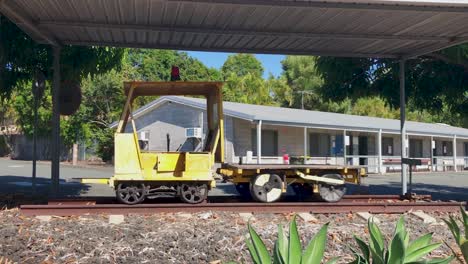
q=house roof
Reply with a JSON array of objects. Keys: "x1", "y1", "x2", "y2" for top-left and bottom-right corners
[
  {"x1": 1, "y1": 0, "x2": 468, "y2": 59},
  {"x1": 122, "y1": 96, "x2": 468, "y2": 138}
]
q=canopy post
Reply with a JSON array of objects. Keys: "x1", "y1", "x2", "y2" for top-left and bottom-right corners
[
  {"x1": 303, "y1": 127, "x2": 307, "y2": 164},
  {"x1": 257, "y1": 120, "x2": 262, "y2": 164},
  {"x1": 378, "y1": 129, "x2": 382, "y2": 174},
  {"x1": 51, "y1": 46, "x2": 61, "y2": 197},
  {"x1": 400, "y1": 59, "x2": 407, "y2": 195},
  {"x1": 453, "y1": 135, "x2": 457, "y2": 172}
]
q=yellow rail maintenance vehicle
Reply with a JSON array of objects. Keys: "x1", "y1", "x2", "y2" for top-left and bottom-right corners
[{"x1": 83, "y1": 81, "x2": 365, "y2": 205}]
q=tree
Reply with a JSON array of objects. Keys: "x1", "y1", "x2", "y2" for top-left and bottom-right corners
[
  {"x1": 221, "y1": 54, "x2": 264, "y2": 79},
  {"x1": 315, "y1": 44, "x2": 468, "y2": 127},
  {"x1": 0, "y1": 15, "x2": 124, "y2": 158},
  {"x1": 223, "y1": 72, "x2": 276, "y2": 105}
]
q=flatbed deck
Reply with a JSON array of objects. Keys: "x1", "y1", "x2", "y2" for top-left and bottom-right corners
[{"x1": 224, "y1": 163, "x2": 363, "y2": 170}]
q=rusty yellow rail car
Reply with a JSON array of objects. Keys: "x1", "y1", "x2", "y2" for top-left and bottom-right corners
[{"x1": 82, "y1": 81, "x2": 364, "y2": 204}]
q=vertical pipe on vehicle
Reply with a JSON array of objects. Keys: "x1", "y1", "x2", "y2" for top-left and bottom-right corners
[
  {"x1": 257, "y1": 120, "x2": 262, "y2": 164},
  {"x1": 378, "y1": 129, "x2": 382, "y2": 174},
  {"x1": 453, "y1": 135, "x2": 457, "y2": 172},
  {"x1": 400, "y1": 60, "x2": 407, "y2": 195},
  {"x1": 303, "y1": 127, "x2": 307, "y2": 164},
  {"x1": 51, "y1": 46, "x2": 61, "y2": 197}
]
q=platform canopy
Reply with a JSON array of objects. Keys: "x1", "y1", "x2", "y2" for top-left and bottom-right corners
[{"x1": 1, "y1": 0, "x2": 468, "y2": 59}]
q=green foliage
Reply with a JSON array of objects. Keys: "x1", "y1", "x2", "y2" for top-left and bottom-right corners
[
  {"x1": 0, "y1": 15, "x2": 124, "y2": 98},
  {"x1": 314, "y1": 44, "x2": 468, "y2": 127},
  {"x1": 443, "y1": 206, "x2": 468, "y2": 262},
  {"x1": 221, "y1": 54, "x2": 264, "y2": 79},
  {"x1": 247, "y1": 215, "x2": 335, "y2": 264},
  {"x1": 350, "y1": 216, "x2": 454, "y2": 264}
]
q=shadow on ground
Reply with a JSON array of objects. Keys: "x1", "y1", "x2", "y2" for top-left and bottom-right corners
[
  {"x1": 367, "y1": 181, "x2": 467, "y2": 201},
  {"x1": 0, "y1": 175, "x2": 91, "y2": 207}
]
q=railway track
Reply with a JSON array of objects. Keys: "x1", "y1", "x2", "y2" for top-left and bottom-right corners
[{"x1": 20, "y1": 195, "x2": 463, "y2": 216}]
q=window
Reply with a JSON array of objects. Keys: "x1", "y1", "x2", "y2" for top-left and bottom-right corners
[
  {"x1": 309, "y1": 133, "x2": 331, "y2": 157},
  {"x1": 409, "y1": 139, "x2": 423, "y2": 158},
  {"x1": 332, "y1": 135, "x2": 344, "y2": 156},
  {"x1": 442, "y1": 141, "x2": 453, "y2": 156},
  {"x1": 251, "y1": 129, "x2": 278, "y2": 156},
  {"x1": 465, "y1": 142, "x2": 468, "y2": 156},
  {"x1": 382, "y1": 137, "x2": 394, "y2": 155}
]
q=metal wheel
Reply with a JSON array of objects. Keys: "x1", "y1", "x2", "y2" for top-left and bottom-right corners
[
  {"x1": 116, "y1": 183, "x2": 146, "y2": 205},
  {"x1": 318, "y1": 174, "x2": 346, "y2": 202},
  {"x1": 235, "y1": 183, "x2": 251, "y2": 197},
  {"x1": 250, "y1": 174, "x2": 283, "y2": 203},
  {"x1": 179, "y1": 183, "x2": 208, "y2": 204}
]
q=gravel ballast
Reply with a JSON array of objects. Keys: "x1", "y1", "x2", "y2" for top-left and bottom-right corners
[{"x1": 0, "y1": 209, "x2": 461, "y2": 264}]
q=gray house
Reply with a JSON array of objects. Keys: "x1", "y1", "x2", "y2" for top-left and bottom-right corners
[{"x1": 113, "y1": 96, "x2": 468, "y2": 174}]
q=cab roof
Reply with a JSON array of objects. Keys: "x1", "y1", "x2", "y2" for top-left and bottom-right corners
[{"x1": 123, "y1": 81, "x2": 223, "y2": 97}]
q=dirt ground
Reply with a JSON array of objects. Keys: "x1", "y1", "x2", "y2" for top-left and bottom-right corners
[{"x1": 0, "y1": 209, "x2": 462, "y2": 264}]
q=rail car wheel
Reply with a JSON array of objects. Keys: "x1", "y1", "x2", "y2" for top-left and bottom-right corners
[
  {"x1": 250, "y1": 174, "x2": 283, "y2": 203},
  {"x1": 179, "y1": 183, "x2": 208, "y2": 204},
  {"x1": 116, "y1": 183, "x2": 146, "y2": 205},
  {"x1": 235, "y1": 183, "x2": 251, "y2": 197},
  {"x1": 318, "y1": 174, "x2": 346, "y2": 202}
]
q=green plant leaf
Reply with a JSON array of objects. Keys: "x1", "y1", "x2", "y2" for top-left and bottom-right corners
[
  {"x1": 302, "y1": 223, "x2": 329, "y2": 264},
  {"x1": 368, "y1": 219, "x2": 385, "y2": 264},
  {"x1": 289, "y1": 215, "x2": 302, "y2": 264},
  {"x1": 248, "y1": 224, "x2": 272, "y2": 264},
  {"x1": 354, "y1": 235, "x2": 370, "y2": 261},
  {"x1": 324, "y1": 256, "x2": 340, "y2": 264},
  {"x1": 276, "y1": 224, "x2": 288, "y2": 264},
  {"x1": 407, "y1": 233, "x2": 433, "y2": 256},
  {"x1": 461, "y1": 206, "x2": 468, "y2": 240},
  {"x1": 246, "y1": 237, "x2": 261, "y2": 264},
  {"x1": 442, "y1": 218, "x2": 459, "y2": 246},
  {"x1": 387, "y1": 231, "x2": 405, "y2": 264},
  {"x1": 406, "y1": 255, "x2": 455, "y2": 264},
  {"x1": 448, "y1": 216, "x2": 462, "y2": 245},
  {"x1": 461, "y1": 241, "x2": 468, "y2": 263},
  {"x1": 395, "y1": 215, "x2": 406, "y2": 235},
  {"x1": 405, "y1": 243, "x2": 442, "y2": 263},
  {"x1": 274, "y1": 241, "x2": 284, "y2": 264}
]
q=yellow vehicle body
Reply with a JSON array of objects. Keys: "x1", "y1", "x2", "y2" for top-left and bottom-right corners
[{"x1": 110, "y1": 82, "x2": 224, "y2": 187}]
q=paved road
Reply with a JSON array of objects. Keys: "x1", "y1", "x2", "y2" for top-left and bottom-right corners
[{"x1": 0, "y1": 158, "x2": 466, "y2": 201}]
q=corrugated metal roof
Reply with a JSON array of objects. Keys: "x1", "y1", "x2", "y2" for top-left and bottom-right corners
[
  {"x1": 128, "y1": 96, "x2": 468, "y2": 138},
  {"x1": 1, "y1": 0, "x2": 468, "y2": 58}
]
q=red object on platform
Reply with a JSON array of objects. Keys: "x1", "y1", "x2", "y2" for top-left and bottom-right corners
[
  {"x1": 171, "y1": 66, "x2": 181, "y2": 81},
  {"x1": 283, "y1": 154, "x2": 290, "y2": 164}
]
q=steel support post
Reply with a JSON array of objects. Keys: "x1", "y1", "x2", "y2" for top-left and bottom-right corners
[
  {"x1": 378, "y1": 129, "x2": 382, "y2": 174},
  {"x1": 399, "y1": 60, "x2": 407, "y2": 195},
  {"x1": 453, "y1": 135, "x2": 457, "y2": 172},
  {"x1": 343, "y1": 130, "x2": 347, "y2": 165},
  {"x1": 257, "y1": 120, "x2": 262, "y2": 164},
  {"x1": 51, "y1": 46, "x2": 61, "y2": 197},
  {"x1": 303, "y1": 127, "x2": 307, "y2": 164}
]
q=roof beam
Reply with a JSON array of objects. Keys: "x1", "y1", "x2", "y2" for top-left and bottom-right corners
[
  {"x1": 40, "y1": 21, "x2": 455, "y2": 42},
  {"x1": 0, "y1": 0, "x2": 59, "y2": 46},
  {"x1": 170, "y1": 0, "x2": 468, "y2": 13},
  {"x1": 62, "y1": 39, "x2": 399, "y2": 58},
  {"x1": 402, "y1": 36, "x2": 468, "y2": 59}
]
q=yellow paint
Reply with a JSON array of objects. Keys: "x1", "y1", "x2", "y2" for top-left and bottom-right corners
[
  {"x1": 114, "y1": 133, "x2": 142, "y2": 175},
  {"x1": 80, "y1": 178, "x2": 109, "y2": 184}
]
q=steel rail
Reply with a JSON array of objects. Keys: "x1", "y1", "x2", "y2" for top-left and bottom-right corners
[{"x1": 21, "y1": 200, "x2": 462, "y2": 216}]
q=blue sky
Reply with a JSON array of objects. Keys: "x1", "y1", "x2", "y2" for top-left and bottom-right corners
[{"x1": 186, "y1": 51, "x2": 285, "y2": 79}]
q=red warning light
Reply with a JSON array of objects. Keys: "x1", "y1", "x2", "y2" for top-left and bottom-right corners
[{"x1": 171, "y1": 66, "x2": 181, "y2": 81}]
